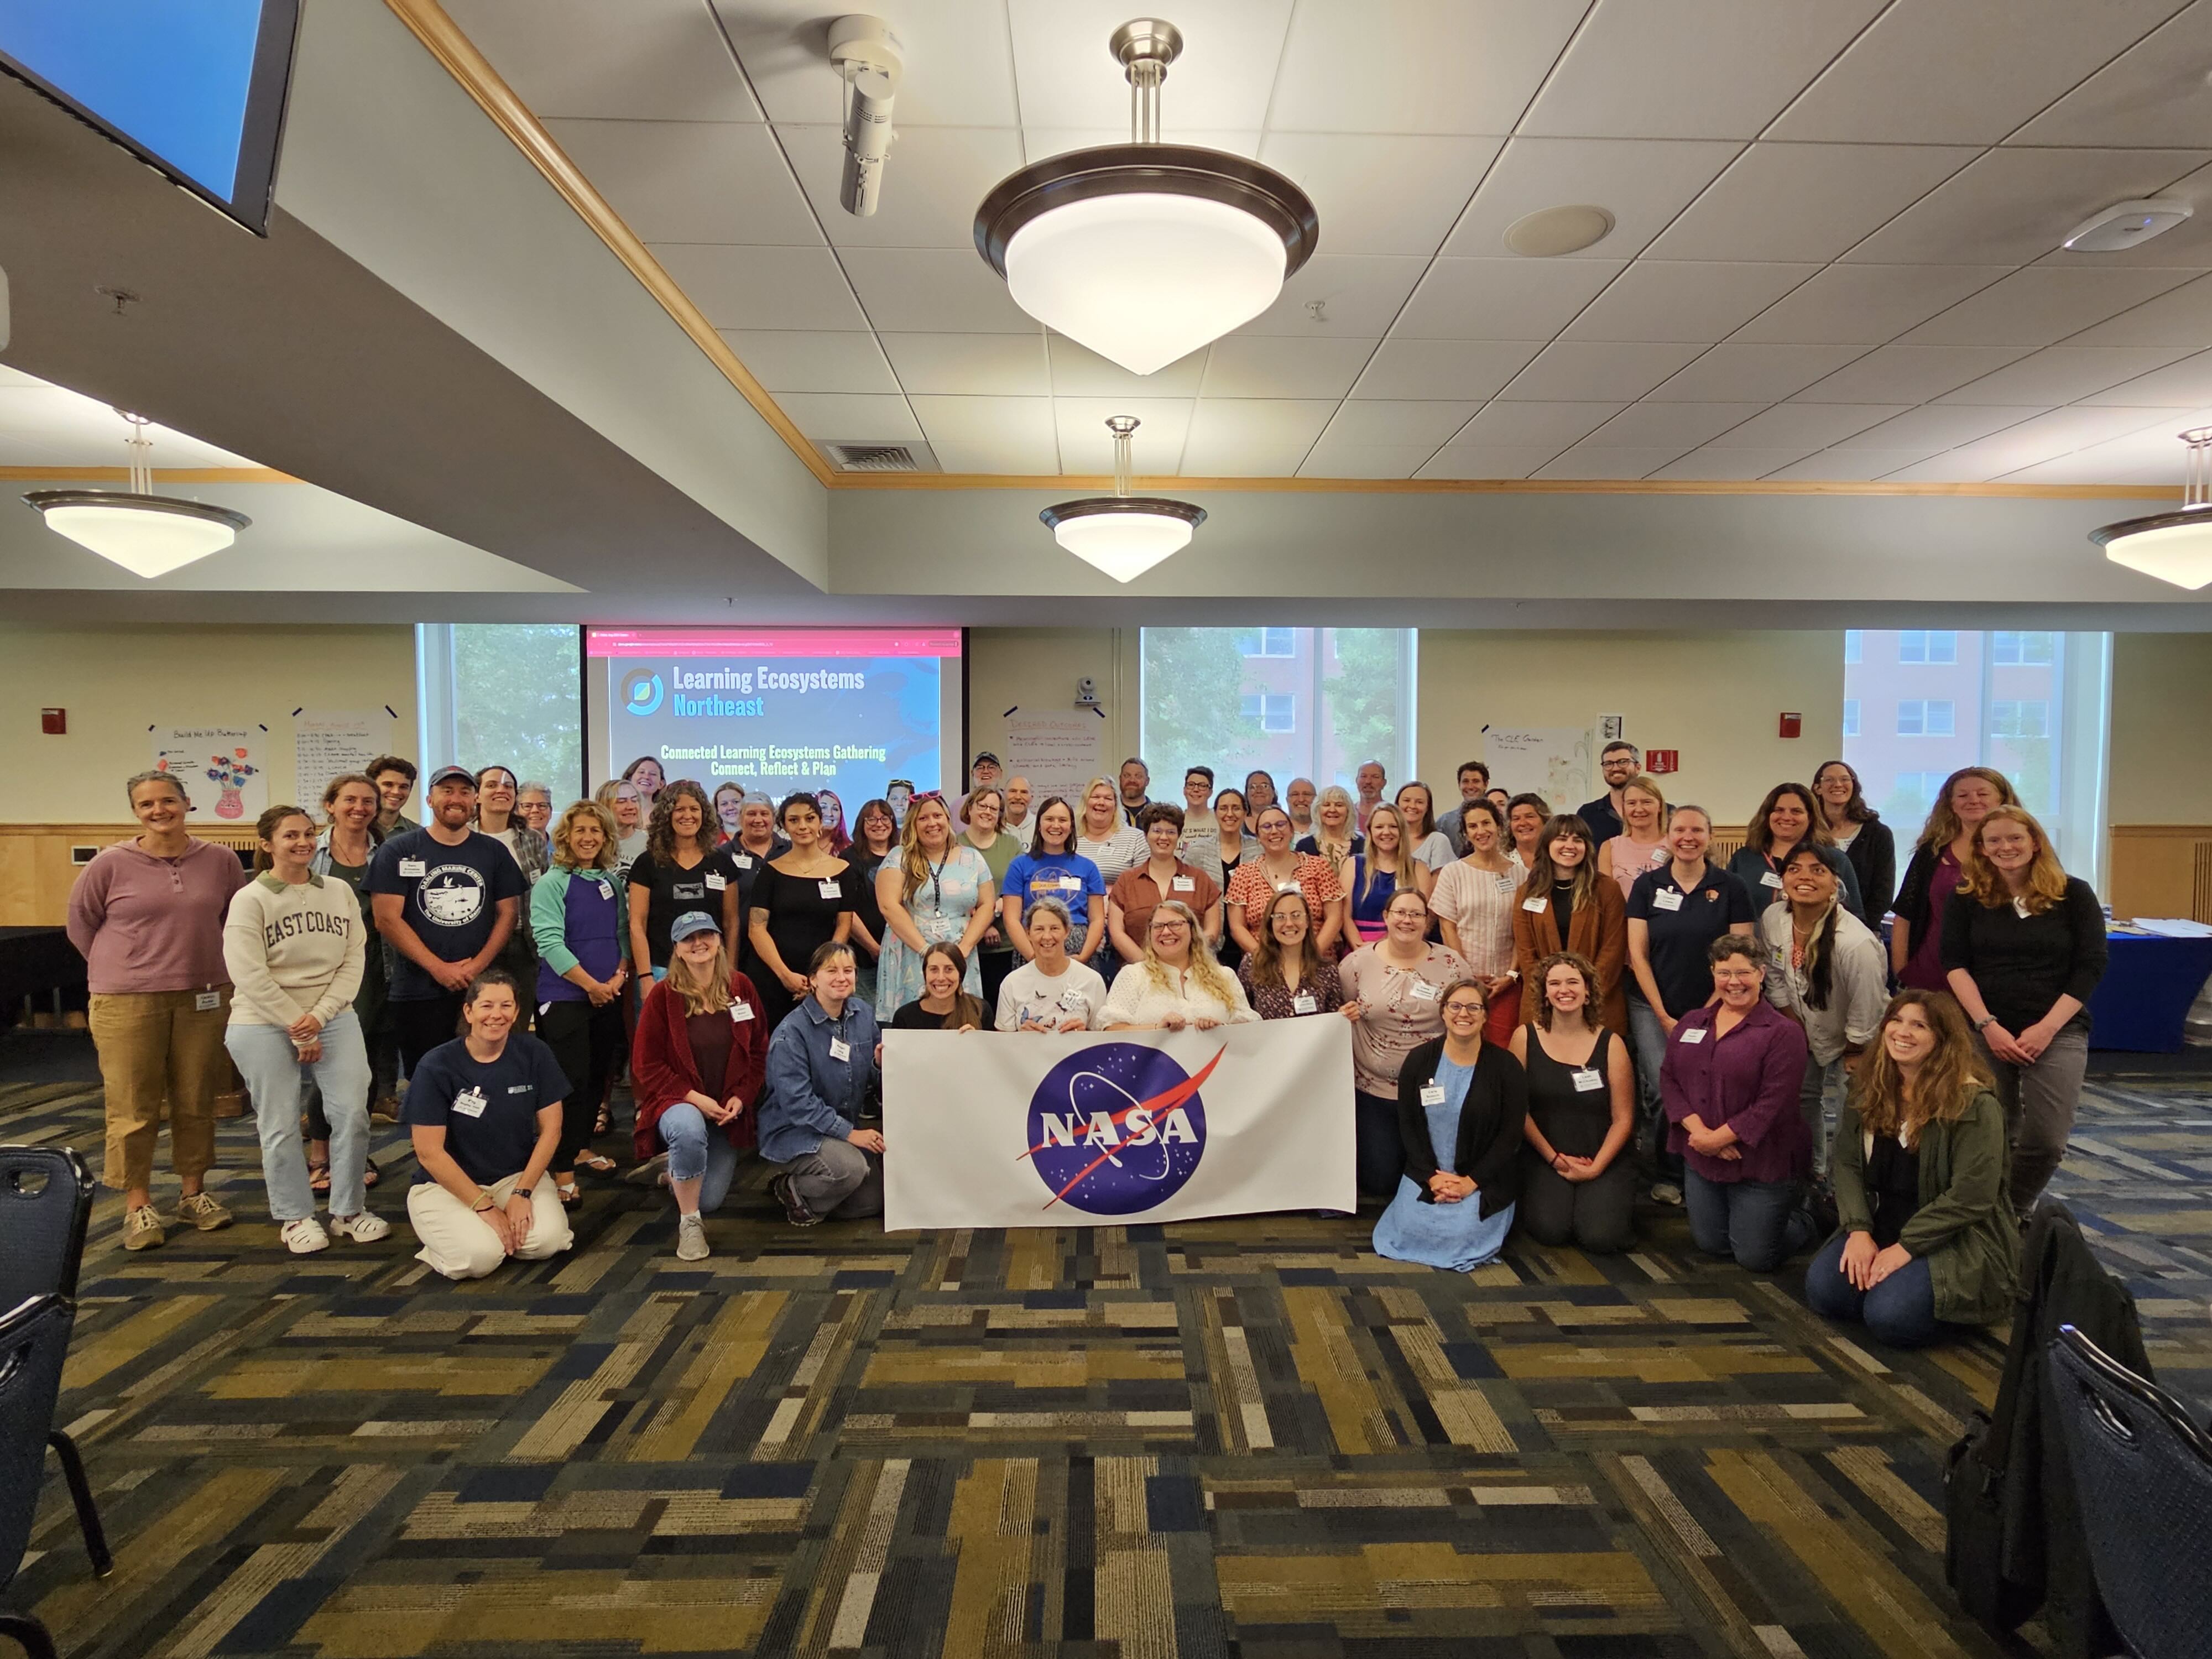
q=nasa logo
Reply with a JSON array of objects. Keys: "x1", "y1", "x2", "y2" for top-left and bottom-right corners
[
  {"x1": 1020, "y1": 1042, "x2": 1221, "y2": 1215},
  {"x1": 623, "y1": 670, "x2": 665, "y2": 717}
]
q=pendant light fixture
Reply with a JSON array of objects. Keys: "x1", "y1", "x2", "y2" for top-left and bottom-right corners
[
  {"x1": 974, "y1": 18, "x2": 1318, "y2": 375},
  {"x1": 24, "y1": 411, "x2": 249, "y2": 578},
  {"x1": 1041, "y1": 415, "x2": 1204, "y2": 582},
  {"x1": 2090, "y1": 426, "x2": 2212, "y2": 590}
]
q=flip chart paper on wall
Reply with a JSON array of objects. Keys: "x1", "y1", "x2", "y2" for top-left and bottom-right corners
[
  {"x1": 1483, "y1": 727, "x2": 1591, "y2": 814},
  {"x1": 294, "y1": 711, "x2": 392, "y2": 811},
  {"x1": 1004, "y1": 713, "x2": 1103, "y2": 804},
  {"x1": 153, "y1": 726, "x2": 267, "y2": 824}
]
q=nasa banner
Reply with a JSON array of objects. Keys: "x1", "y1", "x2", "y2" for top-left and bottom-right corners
[{"x1": 881, "y1": 1020, "x2": 1355, "y2": 1230}]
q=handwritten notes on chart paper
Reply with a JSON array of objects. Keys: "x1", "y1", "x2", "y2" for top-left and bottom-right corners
[
  {"x1": 294, "y1": 711, "x2": 395, "y2": 813},
  {"x1": 1483, "y1": 727, "x2": 1592, "y2": 815},
  {"x1": 1003, "y1": 713, "x2": 1102, "y2": 805}
]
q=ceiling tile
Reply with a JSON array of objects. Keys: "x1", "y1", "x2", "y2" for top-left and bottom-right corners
[
  {"x1": 1258, "y1": 133, "x2": 1505, "y2": 258},
  {"x1": 1792, "y1": 344, "x2": 2033, "y2": 403},
  {"x1": 1771, "y1": 0, "x2": 2189, "y2": 144},
  {"x1": 1585, "y1": 401, "x2": 1768, "y2": 447},
  {"x1": 907, "y1": 395, "x2": 1060, "y2": 473},
  {"x1": 1728, "y1": 264, "x2": 2015, "y2": 345},
  {"x1": 1180, "y1": 400, "x2": 1338, "y2": 476},
  {"x1": 1267, "y1": 0, "x2": 1589, "y2": 134},
  {"x1": 1415, "y1": 444, "x2": 1562, "y2": 479},
  {"x1": 1009, "y1": 0, "x2": 1291, "y2": 132},
  {"x1": 1199, "y1": 336, "x2": 1379, "y2": 399},
  {"x1": 1296, "y1": 440, "x2": 1442, "y2": 479},
  {"x1": 544, "y1": 119, "x2": 822, "y2": 245},
  {"x1": 1499, "y1": 341, "x2": 1707, "y2": 401},
  {"x1": 1350, "y1": 339, "x2": 1548, "y2": 400},
  {"x1": 1052, "y1": 399, "x2": 1196, "y2": 473},
  {"x1": 1320, "y1": 401, "x2": 1482, "y2": 446},
  {"x1": 447, "y1": 0, "x2": 761, "y2": 121},
  {"x1": 1645, "y1": 143, "x2": 1977, "y2": 263},
  {"x1": 1561, "y1": 262, "x2": 1820, "y2": 342},
  {"x1": 1705, "y1": 403, "x2": 1909, "y2": 447},
  {"x1": 1829, "y1": 404, "x2": 2048, "y2": 450},
  {"x1": 1233, "y1": 256, "x2": 1431, "y2": 337},
  {"x1": 1535, "y1": 444, "x2": 1699, "y2": 479},
  {"x1": 1648, "y1": 447, "x2": 1819, "y2": 479},
  {"x1": 1997, "y1": 419, "x2": 2208, "y2": 482},
  {"x1": 1645, "y1": 344, "x2": 1863, "y2": 402},
  {"x1": 2075, "y1": 347, "x2": 2212, "y2": 405},
  {"x1": 1046, "y1": 336, "x2": 1208, "y2": 397},
  {"x1": 772, "y1": 392, "x2": 923, "y2": 442},
  {"x1": 2060, "y1": 272, "x2": 2212, "y2": 346},
  {"x1": 1880, "y1": 404, "x2": 2177, "y2": 479},
  {"x1": 1021, "y1": 128, "x2": 1261, "y2": 163},
  {"x1": 720, "y1": 330, "x2": 900, "y2": 394},
  {"x1": 2012, "y1": 3, "x2": 2212, "y2": 147},
  {"x1": 1843, "y1": 147, "x2": 2210, "y2": 264},
  {"x1": 1520, "y1": 0, "x2": 1886, "y2": 138},
  {"x1": 837, "y1": 248, "x2": 1037, "y2": 332},
  {"x1": 1392, "y1": 258, "x2": 1625, "y2": 341},
  {"x1": 713, "y1": 0, "x2": 1019, "y2": 127},
  {"x1": 650, "y1": 244, "x2": 870, "y2": 330},
  {"x1": 1439, "y1": 137, "x2": 1741, "y2": 260},
  {"x1": 1765, "y1": 449, "x2": 1940, "y2": 481},
  {"x1": 1900, "y1": 267, "x2": 2199, "y2": 346},
  {"x1": 775, "y1": 124, "x2": 1024, "y2": 248},
  {"x1": 1933, "y1": 346, "x2": 2195, "y2": 405},
  {"x1": 878, "y1": 332, "x2": 1050, "y2": 396},
  {"x1": 1452, "y1": 401, "x2": 1625, "y2": 447}
]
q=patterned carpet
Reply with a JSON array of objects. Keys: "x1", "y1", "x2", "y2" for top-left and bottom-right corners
[{"x1": 4, "y1": 1048, "x2": 2209, "y2": 1659}]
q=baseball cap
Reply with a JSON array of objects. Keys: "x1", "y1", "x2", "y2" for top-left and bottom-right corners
[
  {"x1": 426, "y1": 765, "x2": 475, "y2": 789},
  {"x1": 669, "y1": 911, "x2": 722, "y2": 945},
  {"x1": 972, "y1": 750, "x2": 1001, "y2": 766}
]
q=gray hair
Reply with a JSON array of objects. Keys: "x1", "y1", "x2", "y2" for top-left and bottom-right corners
[
  {"x1": 1024, "y1": 895, "x2": 1074, "y2": 935},
  {"x1": 1316, "y1": 783, "x2": 1355, "y2": 815},
  {"x1": 125, "y1": 769, "x2": 187, "y2": 807},
  {"x1": 518, "y1": 780, "x2": 553, "y2": 801}
]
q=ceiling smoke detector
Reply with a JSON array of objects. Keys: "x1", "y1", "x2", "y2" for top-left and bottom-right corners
[{"x1": 2062, "y1": 199, "x2": 2192, "y2": 253}]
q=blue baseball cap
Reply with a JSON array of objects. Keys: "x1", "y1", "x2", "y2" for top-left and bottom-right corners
[{"x1": 669, "y1": 911, "x2": 722, "y2": 945}]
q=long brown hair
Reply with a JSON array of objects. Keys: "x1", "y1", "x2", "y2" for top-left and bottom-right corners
[
  {"x1": 1523, "y1": 813, "x2": 1600, "y2": 912},
  {"x1": 1246, "y1": 886, "x2": 1324, "y2": 992},
  {"x1": 1954, "y1": 805, "x2": 2070, "y2": 915},
  {"x1": 1813, "y1": 759, "x2": 1876, "y2": 825},
  {"x1": 1745, "y1": 781, "x2": 1832, "y2": 855},
  {"x1": 645, "y1": 779, "x2": 714, "y2": 864},
  {"x1": 1779, "y1": 844, "x2": 1844, "y2": 1011},
  {"x1": 916, "y1": 941, "x2": 986, "y2": 1030},
  {"x1": 1853, "y1": 989, "x2": 1990, "y2": 1140},
  {"x1": 1914, "y1": 765, "x2": 2018, "y2": 852}
]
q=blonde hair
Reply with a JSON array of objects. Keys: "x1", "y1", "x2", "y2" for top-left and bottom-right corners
[
  {"x1": 666, "y1": 938, "x2": 734, "y2": 1017},
  {"x1": 1140, "y1": 899, "x2": 1240, "y2": 1008},
  {"x1": 1079, "y1": 776, "x2": 1121, "y2": 832},
  {"x1": 896, "y1": 794, "x2": 958, "y2": 902},
  {"x1": 552, "y1": 800, "x2": 620, "y2": 870},
  {"x1": 1619, "y1": 774, "x2": 1667, "y2": 817},
  {"x1": 1955, "y1": 805, "x2": 2069, "y2": 915},
  {"x1": 1358, "y1": 804, "x2": 1410, "y2": 906}
]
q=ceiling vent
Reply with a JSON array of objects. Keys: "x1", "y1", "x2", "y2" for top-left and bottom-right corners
[{"x1": 820, "y1": 440, "x2": 931, "y2": 473}]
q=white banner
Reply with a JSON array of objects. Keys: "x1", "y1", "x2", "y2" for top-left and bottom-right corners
[{"x1": 882, "y1": 1019, "x2": 1354, "y2": 1230}]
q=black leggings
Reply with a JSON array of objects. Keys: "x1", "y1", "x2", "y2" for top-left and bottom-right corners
[
  {"x1": 538, "y1": 997, "x2": 625, "y2": 1172},
  {"x1": 1516, "y1": 1154, "x2": 1636, "y2": 1253}
]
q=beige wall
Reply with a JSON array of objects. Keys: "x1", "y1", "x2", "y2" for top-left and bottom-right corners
[
  {"x1": 0, "y1": 622, "x2": 417, "y2": 824},
  {"x1": 1417, "y1": 630, "x2": 1845, "y2": 824},
  {"x1": 966, "y1": 627, "x2": 1141, "y2": 793},
  {"x1": 2110, "y1": 633, "x2": 2212, "y2": 825}
]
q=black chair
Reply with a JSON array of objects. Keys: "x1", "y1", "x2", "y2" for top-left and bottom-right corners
[
  {"x1": 0, "y1": 1150, "x2": 109, "y2": 1581},
  {"x1": 2047, "y1": 1324, "x2": 2212, "y2": 1659},
  {"x1": 0, "y1": 1295, "x2": 80, "y2": 1659}
]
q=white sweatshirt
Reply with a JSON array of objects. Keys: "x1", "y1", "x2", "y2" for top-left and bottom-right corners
[{"x1": 223, "y1": 872, "x2": 366, "y2": 1027}]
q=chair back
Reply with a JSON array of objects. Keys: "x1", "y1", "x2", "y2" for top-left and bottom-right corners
[
  {"x1": 0, "y1": 1147, "x2": 96, "y2": 1310},
  {"x1": 2047, "y1": 1324, "x2": 2212, "y2": 1659},
  {"x1": 0, "y1": 1295, "x2": 76, "y2": 1596}
]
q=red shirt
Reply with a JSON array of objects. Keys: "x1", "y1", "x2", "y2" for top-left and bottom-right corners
[{"x1": 632, "y1": 971, "x2": 769, "y2": 1159}]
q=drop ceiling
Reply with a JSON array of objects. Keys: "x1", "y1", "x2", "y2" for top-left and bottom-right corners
[{"x1": 435, "y1": 0, "x2": 2212, "y2": 486}]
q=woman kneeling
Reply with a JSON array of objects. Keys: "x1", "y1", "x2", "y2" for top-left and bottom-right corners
[
  {"x1": 1372, "y1": 979, "x2": 1525, "y2": 1271},
  {"x1": 1806, "y1": 990, "x2": 2017, "y2": 1348},
  {"x1": 404, "y1": 969, "x2": 574, "y2": 1279},
  {"x1": 759, "y1": 942, "x2": 885, "y2": 1227}
]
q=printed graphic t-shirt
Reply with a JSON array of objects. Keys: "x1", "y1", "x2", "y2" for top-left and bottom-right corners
[
  {"x1": 403, "y1": 1032, "x2": 570, "y2": 1186},
  {"x1": 367, "y1": 828, "x2": 526, "y2": 1000}
]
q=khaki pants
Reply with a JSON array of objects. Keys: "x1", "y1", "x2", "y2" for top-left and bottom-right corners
[
  {"x1": 406, "y1": 1172, "x2": 573, "y2": 1281},
  {"x1": 88, "y1": 988, "x2": 233, "y2": 1192}
]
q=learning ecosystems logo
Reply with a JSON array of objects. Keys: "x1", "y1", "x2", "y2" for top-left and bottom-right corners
[
  {"x1": 1020, "y1": 1042, "x2": 1222, "y2": 1215},
  {"x1": 622, "y1": 669, "x2": 665, "y2": 717}
]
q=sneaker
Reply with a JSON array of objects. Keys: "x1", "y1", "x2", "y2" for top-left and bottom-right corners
[
  {"x1": 624, "y1": 1152, "x2": 671, "y2": 1187},
  {"x1": 1649, "y1": 1181, "x2": 1684, "y2": 1207},
  {"x1": 769, "y1": 1173, "x2": 819, "y2": 1228},
  {"x1": 328, "y1": 1211, "x2": 391, "y2": 1244},
  {"x1": 676, "y1": 1214, "x2": 711, "y2": 1261},
  {"x1": 177, "y1": 1191, "x2": 233, "y2": 1231},
  {"x1": 280, "y1": 1216, "x2": 330, "y2": 1255},
  {"x1": 121, "y1": 1204, "x2": 165, "y2": 1251}
]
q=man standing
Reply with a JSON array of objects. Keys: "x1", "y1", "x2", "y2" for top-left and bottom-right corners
[
  {"x1": 958, "y1": 750, "x2": 1003, "y2": 819},
  {"x1": 368, "y1": 755, "x2": 420, "y2": 837},
  {"x1": 369, "y1": 765, "x2": 526, "y2": 1079},
  {"x1": 1001, "y1": 775, "x2": 1035, "y2": 848},
  {"x1": 1117, "y1": 757, "x2": 1151, "y2": 827},
  {"x1": 1285, "y1": 777, "x2": 1317, "y2": 842},
  {"x1": 1353, "y1": 760, "x2": 1387, "y2": 835},
  {"x1": 1438, "y1": 759, "x2": 1493, "y2": 856},
  {"x1": 1577, "y1": 741, "x2": 1641, "y2": 847}
]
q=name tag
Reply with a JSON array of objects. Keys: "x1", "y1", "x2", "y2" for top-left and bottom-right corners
[
  {"x1": 1571, "y1": 1066, "x2": 1604, "y2": 1092},
  {"x1": 194, "y1": 990, "x2": 221, "y2": 1012},
  {"x1": 1652, "y1": 888, "x2": 1684, "y2": 912},
  {"x1": 705, "y1": 873, "x2": 726, "y2": 891},
  {"x1": 1171, "y1": 875, "x2": 1196, "y2": 893},
  {"x1": 1760, "y1": 871, "x2": 1782, "y2": 889},
  {"x1": 818, "y1": 880, "x2": 841, "y2": 899},
  {"x1": 730, "y1": 1003, "x2": 754, "y2": 1023},
  {"x1": 734, "y1": 854, "x2": 754, "y2": 869},
  {"x1": 507, "y1": 1083, "x2": 533, "y2": 1093},
  {"x1": 1420, "y1": 1083, "x2": 1447, "y2": 1107},
  {"x1": 596, "y1": 883, "x2": 613, "y2": 900},
  {"x1": 399, "y1": 858, "x2": 426, "y2": 878},
  {"x1": 1680, "y1": 1026, "x2": 1708, "y2": 1045},
  {"x1": 1409, "y1": 980, "x2": 1439, "y2": 1002},
  {"x1": 451, "y1": 1087, "x2": 487, "y2": 1118},
  {"x1": 1058, "y1": 989, "x2": 1088, "y2": 1010},
  {"x1": 828, "y1": 1037, "x2": 851, "y2": 1062},
  {"x1": 1522, "y1": 896, "x2": 1548, "y2": 912},
  {"x1": 1060, "y1": 875, "x2": 1081, "y2": 890},
  {"x1": 1292, "y1": 992, "x2": 1318, "y2": 1014},
  {"x1": 1495, "y1": 875, "x2": 1514, "y2": 894}
]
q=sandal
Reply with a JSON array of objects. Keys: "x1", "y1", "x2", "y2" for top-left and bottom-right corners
[
  {"x1": 594, "y1": 1103, "x2": 612, "y2": 1136},
  {"x1": 307, "y1": 1162, "x2": 331, "y2": 1196},
  {"x1": 362, "y1": 1157, "x2": 382, "y2": 1190},
  {"x1": 576, "y1": 1151, "x2": 618, "y2": 1176},
  {"x1": 555, "y1": 1180, "x2": 581, "y2": 1208}
]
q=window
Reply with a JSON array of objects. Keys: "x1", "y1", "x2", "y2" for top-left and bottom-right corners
[
  {"x1": 1897, "y1": 630, "x2": 1958, "y2": 665},
  {"x1": 1844, "y1": 630, "x2": 1864, "y2": 666},
  {"x1": 1990, "y1": 699, "x2": 2049, "y2": 739},
  {"x1": 1238, "y1": 627, "x2": 1295, "y2": 658},
  {"x1": 416, "y1": 624, "x2": 585, "y2": 795},
  {"x1": 1897, "y1": 699, "x2": 1955, "y2": 737},
  {"x1": 1240, "y1": 692, "x2": 1296, "y2": 733},
  {"x1": 1144, "y1": 628, "x2": 1414, "y2": 794},
  {"x1": 1841, "y1": 698, "x2": 1860, "y2": 738},
  {"x1": 1992, "y1": 631, "x2": 2057, "y2": 666}
]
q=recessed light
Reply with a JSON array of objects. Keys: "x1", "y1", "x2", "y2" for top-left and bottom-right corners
[
  {"x1": 2063, "y1": 198, "x2": 2192, "y2": 253},
  {"x1": 1504, "y1": 204, "x2": 1615, "y2": 257}
]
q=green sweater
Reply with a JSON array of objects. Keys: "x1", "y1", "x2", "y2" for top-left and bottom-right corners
[
  {"x1": 1831, "y1": 1087, "x2": 2018, "y2": 1326},
  {"x1": 530, "y1": 864, "x2": 630, "y2": 980}
]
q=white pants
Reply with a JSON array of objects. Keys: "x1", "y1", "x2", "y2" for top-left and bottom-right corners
[{"x1": 406, "y1": 1172, "x2": 573, "y2": 1280}]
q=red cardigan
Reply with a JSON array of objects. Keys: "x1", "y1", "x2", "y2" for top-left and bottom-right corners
[{"x1": 632, "y1": 970, "x2": 769, "y2": 1159}]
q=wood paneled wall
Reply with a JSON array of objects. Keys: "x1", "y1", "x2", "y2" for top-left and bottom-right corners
[
  {"x1": 1, "y1": 826, "x2": 259, "y2": 928},
  {"x1": 2107, "y1": 826, "x2": 2212, "y2": 923}
]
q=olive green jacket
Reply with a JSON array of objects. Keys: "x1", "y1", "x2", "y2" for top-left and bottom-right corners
[{"x1": 1831, "y1": 1087, "x2": 2018, "y2": 1327}]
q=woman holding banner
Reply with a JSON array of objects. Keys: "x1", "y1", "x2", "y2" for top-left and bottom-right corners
[
  {"x1": 995, "y1": 898, "x2": 1107, "y2": 1031},
  {"x1": 1371, "y1": 978, "x2": 1525, "y2": 1271},
  {"x1": 1239, "y1": 888, "x2": 1347, "y2": 1021},
  {"x1": 1099, "y1": 901, "x2": 1256, "y2": 1030}
]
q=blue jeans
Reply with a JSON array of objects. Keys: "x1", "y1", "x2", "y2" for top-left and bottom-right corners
[
  {"x1": 226, "y1": 1011, "x2": 371, "y2": 1221},
  {"x1": 1684, "y1": 1167, "x2": 1816, "y2": 1272},
  {"x1": 1801, "y1": 1055, "x2": 1848, "y2": 1178},
  {"x1": 656, "y1": 1101, "x2": 740, "y2": 1214},
  {"x1": 1354, "y1": 1091, "x2": 1405, "y2": 1203},
  {"x1": 1804, "y1": 1233, "x2": 1944, "y2": 1348},
  {"x1": 1626, "y1": 998, "x2": 1680, "y2": 1180}
]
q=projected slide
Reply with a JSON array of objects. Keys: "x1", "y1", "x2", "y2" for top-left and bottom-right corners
[{"x1": 587, "y1": 627, "x2": 959, "y2": 802}]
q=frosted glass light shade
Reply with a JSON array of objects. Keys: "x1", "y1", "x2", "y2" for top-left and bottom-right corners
[
  {"x1": 1005, "y1": 193, "x2": 1286, "y2": 375},
  {"x1": 1042, "y1": 497, "x2": 1205, "y2": 583},
  {"x1": 25, "y1": 491, "x2": 248, "y2": 577},
  {"x1": 2091, "y1": 509, "x2": 2212, "y2": 591}
]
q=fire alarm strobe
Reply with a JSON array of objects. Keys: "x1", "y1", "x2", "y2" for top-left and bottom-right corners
[{"x1": 2063, "y1": 199, "x2": 2192, "y2": 253}]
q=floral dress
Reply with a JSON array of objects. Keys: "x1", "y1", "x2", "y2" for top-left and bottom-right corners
[{"x1": 875, "y1": 843, "x2": 990, "y2": 1019}]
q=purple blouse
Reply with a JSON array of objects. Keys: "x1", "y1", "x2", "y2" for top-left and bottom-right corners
[
  {"x1": 1659, "y1": 999, "x2": 1811, "y2": 1185},
  {"x1": 1901, "y1": 850, "x2": 1961, "y2": 992}
]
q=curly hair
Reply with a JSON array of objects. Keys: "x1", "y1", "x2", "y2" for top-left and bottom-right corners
[
  {"x1": 552, "y1": 799, "x2": 620, "y2": 870},
  {"x1": 1140, "y1": 899, "x2": 1240, "y2": 1008},
  {"x1": 644, "y1": 779, "x2": 714, "y2": 864},
  {"x1": 1531, "y1": 951, "x2": 1600, "y2": 1031},
  {"x1": 1853, "y1": 990, "x2": 1991, "y2": 1140}
]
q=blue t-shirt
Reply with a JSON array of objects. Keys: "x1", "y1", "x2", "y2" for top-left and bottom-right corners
[
  {"x1": 403, "y1": 1033, "x2": 569, "y2": 1186},
  {"x1": 1002, "y1": 851, "x2": 1107, "y2": 928},
  {"x1": 367, "y1": 827, "x2": 527, "y2": 1000}
]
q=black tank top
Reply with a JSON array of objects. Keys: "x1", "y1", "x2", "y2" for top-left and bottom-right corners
[{"x1": 1524, "y1": 1023, "x2": 1614, "y2": 1160}]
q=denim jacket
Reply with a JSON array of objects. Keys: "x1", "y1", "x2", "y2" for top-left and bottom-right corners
[{"x1": 758, "y1": 994, "x2": 882, "y2": 1163}]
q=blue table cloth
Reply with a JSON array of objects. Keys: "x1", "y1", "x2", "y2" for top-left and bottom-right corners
[{"x1": 2088, "y1": 933, "x2": 2212, "y2": 1053}]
